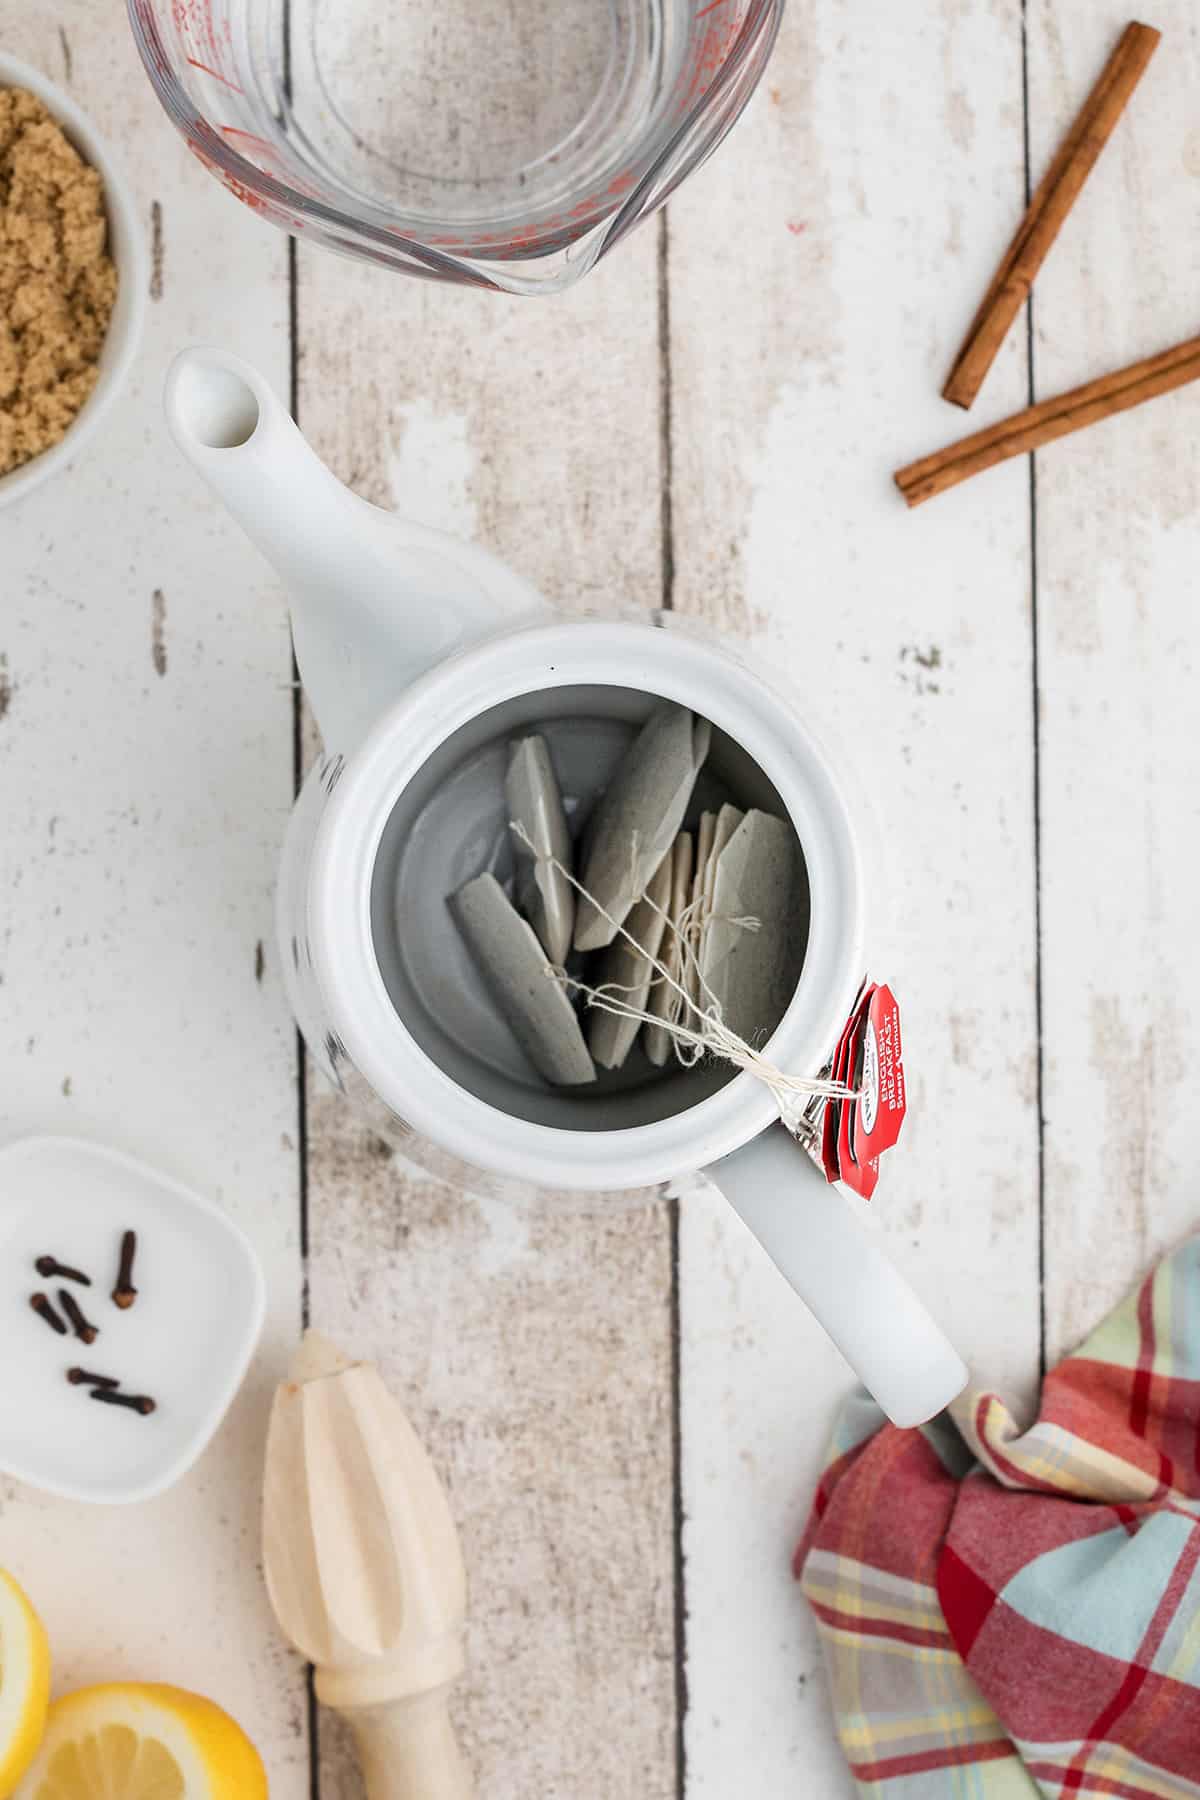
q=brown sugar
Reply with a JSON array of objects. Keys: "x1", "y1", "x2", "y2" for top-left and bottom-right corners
[{"x1": 0, "y1": 87, "x2": 118, "y2": 477}]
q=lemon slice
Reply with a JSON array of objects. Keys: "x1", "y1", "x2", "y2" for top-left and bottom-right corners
[
  {"x1": 13, "y1": 1684, "x2": 266, "y2": 1800},
  {"x1": 0, "y1": 1568, "x2": 51, "y2": 1797}
]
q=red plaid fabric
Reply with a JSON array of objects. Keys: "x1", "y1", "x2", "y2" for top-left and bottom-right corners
[{"x1": 795, "y1": 1237, "x2": 1200, "y2": 1798}]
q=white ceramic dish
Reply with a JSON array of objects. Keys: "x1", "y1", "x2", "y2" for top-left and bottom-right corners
[
  {"x1": 0, "y1": 53, "x2": 146, "y2": 510},
  {"x1": 0, "y1": 1136, "x2": 265, "y2": 1504}
]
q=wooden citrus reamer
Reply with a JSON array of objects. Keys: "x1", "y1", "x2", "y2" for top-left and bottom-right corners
[{"x1": 262, "y1": 1333, "x2": 473, "y2": 1799}]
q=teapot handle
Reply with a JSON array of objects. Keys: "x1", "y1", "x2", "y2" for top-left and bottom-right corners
[{"x1": 706, "y1": 1124, "x2": 967, "y2": 1428}]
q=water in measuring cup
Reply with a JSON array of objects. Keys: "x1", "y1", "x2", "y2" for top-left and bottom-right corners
[{"x1": 280, "y1": 0, "x2": 692, "y2": 226}]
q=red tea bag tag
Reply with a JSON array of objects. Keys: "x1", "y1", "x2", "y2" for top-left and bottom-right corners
[
  {"x1": 821, "y1": 984, "x2": 870, "y2": 1180},
  {"x1": 839, "y1": 1146, "x2": 880, "y2": 1199},
  {"x1": 837, "y1": 1015, "x2": 879, "y2": 1198},
  {"x1": 852, "y1": 984, "x2": 906, "y2": 1165},
  {"x1": 816, "y1": 980, "x2": 904, "y2": 1197},
  {"x1": 821, "y1": 1094, "x2": 842, "y2": 1182}
]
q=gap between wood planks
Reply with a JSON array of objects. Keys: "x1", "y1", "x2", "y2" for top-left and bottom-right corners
[
  {"x1": 656, "y1": 203, "x2": 689, "y2": 1800},
  {"x1": 1019, "y1": 0, "x2": 1049, "y2": 1381},
  {"x1": 278, "y1": 10, "x2": 319, "y2": 1792}
]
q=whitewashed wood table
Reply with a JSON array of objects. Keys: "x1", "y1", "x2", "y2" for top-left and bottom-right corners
[{"x1": 3, "y1": 3, "x2": 1198, "y2": 1794}]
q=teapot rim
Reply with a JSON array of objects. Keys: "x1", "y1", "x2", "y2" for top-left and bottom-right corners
[{"x1": 303, "y1": 620, "x2": 866, "y2": 1191}]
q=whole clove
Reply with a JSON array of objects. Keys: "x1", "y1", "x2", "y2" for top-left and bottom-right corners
[
  {"x1": 112, "y1": 1229, "x2": 138, "y2": 1310},
  {"x1": 91, "y1": 1388, "x2": 156, "y2": 1416},
  {"x1": 58, "y1": 1288, "x2": 99, "y2": 1346},
  {"x1": 67, "y1": 1367, "x2": 119, "y2": 1391},
  {"x1": 35, "y1": 1255, "x2": 91, "y2": 1286},
  {"x1": 30, "y1": 1292, "x2": 67, "y2": 1336}
]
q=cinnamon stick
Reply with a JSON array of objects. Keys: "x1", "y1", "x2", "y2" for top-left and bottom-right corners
[
  {"x1": 896, "y1": 332, "x2": 1200, "y2": 507},
  {"x1": 943, "y1": 21, "x2": 1161, "y2": 410}
]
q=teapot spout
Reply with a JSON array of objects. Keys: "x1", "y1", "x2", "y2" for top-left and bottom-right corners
[{"x1": 164, "y1": 347, "x2": 547, "y2": 755}]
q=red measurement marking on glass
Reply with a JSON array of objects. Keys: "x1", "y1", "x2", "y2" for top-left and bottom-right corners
[
  {"x1": 695, "y1": 0, "x2": 728, "y2": 16},
  {"x1": 185, "y1": 57, "x2": 243, "y2": 94},
  {"x1": 221, "y1": 126, "x2": 275, "y2": 151}
]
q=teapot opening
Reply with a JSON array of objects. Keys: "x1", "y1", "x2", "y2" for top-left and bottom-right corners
[
  {"x1": 369, "y1": 684, "x2": 811, "y2": 1133},
  {"x1": 168, "y1": 358, "x2": 260, "y2": 450}
]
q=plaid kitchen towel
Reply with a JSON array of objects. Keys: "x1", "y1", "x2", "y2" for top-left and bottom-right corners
[{"x1": 795, "y1": 1236, "x2": 1200, "y2": 1798}]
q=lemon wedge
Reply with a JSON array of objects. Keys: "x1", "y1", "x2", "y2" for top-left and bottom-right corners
[
  {"x1": 13, "y1": 1684, "x2": 266, "y2": 1800},
  {"x1": 0, "y1": 1569, "x2": 51, "y2": 1797}
]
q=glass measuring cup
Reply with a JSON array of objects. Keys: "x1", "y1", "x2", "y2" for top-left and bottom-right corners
[{"x1": 127, "y1": 0, "x2": 782, "y2": 295}]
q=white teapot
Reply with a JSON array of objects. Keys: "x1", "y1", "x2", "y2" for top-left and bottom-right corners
[{"x1": 165, "y1": 347, "x2": 967, "y2": 1428}]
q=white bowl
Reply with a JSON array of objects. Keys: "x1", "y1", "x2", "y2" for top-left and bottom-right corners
[
  {"x1": 0, "y1": 53, "x2": 146, "y2": 509},
  {"x1": 0, "y1": 1136, "x2": 265, "y2": 1505}
]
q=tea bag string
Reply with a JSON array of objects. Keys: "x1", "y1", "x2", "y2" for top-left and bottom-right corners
[
  {"x1": 611, "y1": 828, "x2": 759, "y2": 1065},
  {"x1": 510, "y1": 823, "x2": 859, "y2": 1125},
  {"x1": 644, "y1": 887, "x2": 759, "y2": 1068}
]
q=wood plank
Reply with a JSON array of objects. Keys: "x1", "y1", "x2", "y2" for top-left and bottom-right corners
[
  {"x1": 664, "y1": 3, "x2": 1040, "y2": 1790},
  {"x1": 295, "y1": 236, "x2": 678, "y2": 1791},
  {"x1": 0, "y1": 4, "x2": 305, "y2": 1791},
  {"x1": 1027, "y1": 4, "x2": 1200, "y2": 1363}
]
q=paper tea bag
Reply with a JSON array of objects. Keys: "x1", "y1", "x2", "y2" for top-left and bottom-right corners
[
  {"x1": 587, "y1": 853, "x2": 674, "y2": 1071},
  {"x1": 574, "y1": 703, "x2": 711, "y2": 952},
  {"x1": 701, "y1": 810, "x2": 806, "y2": 1047},
  {"x1": 506, "y1": 736, "x2": 574, "y2": 966},
  {"x1": 451, "y1": 873, "x2": 595, "y2": 1087},
  {"x1": 703, "y1": 805, "x2": 744, "y2": 917},
  {"x1": 644, "y1": 830, "x2": 695, "y2": 1066},
  {"x1": 691, "y1": 802, "x2": 744, "y2": 1002},
  {"x1": 683, "y1": 805, "x2": 741, "y2": 1016},
  {"x1": 683, "y1": 810, "x2": 717, "y2": 1013}
]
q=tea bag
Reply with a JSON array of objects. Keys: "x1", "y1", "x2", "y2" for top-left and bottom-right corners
[
  {"x1": 693, "y1": 804, "x2": 744, "y2": 990},
  {"x1": 701, "y1": 810, "x2": 805, "y2": 1047},
  {"x1": 574, "y1": 703, "x2": 711, "y2": 952},
  {"x1": 451, "y1": 873, "x2": 594, "y2": 1086},
  {"x1": 506, "y1": 736, "x2": 574, "y2": 966},
  {"x1": 644, "y1": 830, "x2": 695, "y2": 1067},
  {"x1": 681, "y1": 805, "x2": 741, "y2": 1013},
  {"x1": 703, "y1": 805, "x2": 744, "y2": 917},
  {"x1": 683, "y1": 810, "x2": 717, "y2": 1013},
  {"x1": 587, "y1": 853, "x2": 674, "y2": 1071}
]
